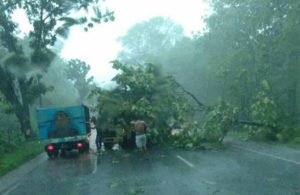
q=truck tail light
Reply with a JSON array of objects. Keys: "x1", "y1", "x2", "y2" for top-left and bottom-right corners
[
  {"x1": 47, "y1": 145, "x2": 54, "y2": 150},
  {"x1": 77, "y1": 142, "x2": 83, "y2": 148}
]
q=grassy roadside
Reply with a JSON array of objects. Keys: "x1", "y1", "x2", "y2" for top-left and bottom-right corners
[
  {"x1": 228, "y1": 131, "x2": 300, "y2": 149},
  {"x1": 279, "y1": 141, "x2": 300, "y2": 150},
  {"x1": 0, "y1": 140, "x2": 44, "y2": 177}
]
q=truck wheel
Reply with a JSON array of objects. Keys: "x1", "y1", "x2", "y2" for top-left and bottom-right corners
[
  {"x1": 47, "y1": 149, "x2": 58, "y2": 158},
  {"x1": 85, "y1": 143, "x2": 90, "y2": 153},
  {"x1": 79, "y1": 143, "x2": 89, "y2": 154},
  {"x1": 46, "y1": 151, "x2": 52, "y2": 158},
  {"x1": 79, "y1": 147, "x2": 85, "y2": 154},
  {"x1": 61, "y1": 149, "x2": 66, "y2": 157},
  {"x1": 53, "y1": 150, "x2": 59, "y2": 157}
]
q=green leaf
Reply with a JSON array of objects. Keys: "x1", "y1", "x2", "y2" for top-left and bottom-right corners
[
  {"x1": 128, "y1": 188, "x2": 144, "y2": 194},
  {"x1": 109, "y1": 181, "x2": 122, "y2": 188},
  {"x1": 261, "y1": 80, "x2": 270, "y2": 91},
  {"x1": 185, "y1": 143, "x2": 193, "y2": 149}
]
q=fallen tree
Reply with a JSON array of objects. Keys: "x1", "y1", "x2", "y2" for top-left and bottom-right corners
[{"x1": 90, "y1": 62, "x2": 231, "y2": 149}]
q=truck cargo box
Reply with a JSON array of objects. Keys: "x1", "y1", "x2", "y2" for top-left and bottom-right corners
[{"x1": 36, "y1": 105, "x2": 90, "y2": 144}]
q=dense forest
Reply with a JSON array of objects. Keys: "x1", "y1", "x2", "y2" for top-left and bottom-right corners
[{"x1": 0, "y1": 0, "x2": 299, "y2": 156}]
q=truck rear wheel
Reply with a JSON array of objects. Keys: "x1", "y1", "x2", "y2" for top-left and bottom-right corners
[
  {"x1": 45, "y1": 144, "x2": 59, "y2": 158},
  {"x1": 79, "y1": 142, "x2": 89, "y2": 154},
  {"x1": 46, "y1": 149, "x2": 58, "y2": 158},
  {"x1": 53, "y1": 150, "x2": 59, "y2": 157},
  {"x1": 78, "y1": 147, "x2": 85, "y2": 154},
  {"x1": 61, "y1": 149, "x2": 66, "y2": 157}
]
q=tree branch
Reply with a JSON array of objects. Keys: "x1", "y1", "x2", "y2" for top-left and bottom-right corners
[
  {"x1": 235, "y1": 120, "x2": 279, "y2": 131},
  {"x1": 175, "y1": 81, "x2": 208, "y2": 110}
]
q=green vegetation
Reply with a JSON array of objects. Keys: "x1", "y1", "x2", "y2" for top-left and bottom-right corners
[
  {"x1": 64, "y1": 59, "x2": 95, "y2": 102},
  {"x1": 0, "y1": 0, "x2": 113, "y2": 139},
  {"x1": 90, "y1": 61, "x2": 196, "y2": 146},
  {"x1": 116, "y1": 0, "x2": 300, "y2": 145},
  {"x1": 90, "y1": 61, "x2": 231, "y2": 150},
  {"x1": 0, "y1": 140, "x2": 43, "y2": 176},
  {"x1": 0, "y1": 0, "x2": 299, "y2": 169},
  {"x1": 0, "y1": 0, "x2": 112, "y2": 170}
]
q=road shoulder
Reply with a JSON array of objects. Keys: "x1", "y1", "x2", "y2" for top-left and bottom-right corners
[{"x1": 0, "y1": 153, "x2": 47, "y2": 194}]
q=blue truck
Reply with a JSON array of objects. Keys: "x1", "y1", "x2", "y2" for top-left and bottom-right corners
[{"x1": 36, "y1": 105, "x2": 91, "y2": 158}]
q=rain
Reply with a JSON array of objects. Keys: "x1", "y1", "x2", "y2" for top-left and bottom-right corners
[{"x1": 0, "y1": 0, "x2": 299, "y2": 194}]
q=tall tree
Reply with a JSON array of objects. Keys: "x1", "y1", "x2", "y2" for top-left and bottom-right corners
[
  {"x1": 195, "y1": 0, "x2": 300, "y2": 140},
  {"x1": 65, "y1": 59, "x2": 94, "y2": 102},
  {"x1": 117, "y1": 16, "x2": 184, "y2": 65},
  {"x1": 0, "y1": 0, "x2": 114, "y2": 139}
]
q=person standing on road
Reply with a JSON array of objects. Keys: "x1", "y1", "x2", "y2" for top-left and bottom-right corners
[
  {"x1": 89, "y1": 116, "x2": 98, "y2": 154},
  {"x1": 130, "y1": 120, "x2": 147, "y2": 159}
]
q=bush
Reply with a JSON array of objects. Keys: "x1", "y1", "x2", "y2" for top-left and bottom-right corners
[
  {"x1": 202, "y1": 100, "x2": 238, "y2": 143},
  {"x1": 240, "y1": 80, "x2": 284, "y2": 141},
  {"x1": 0, "y1": 112, "x2": 24, "y2": 158},
  {"x1": 170, "y1": 121, "x2": 203, "y2": 149}
]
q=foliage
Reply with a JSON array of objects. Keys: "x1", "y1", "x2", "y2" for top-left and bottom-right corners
[
  {"x1": 90, "y1": 61, "x2": 194, "y2": 146},
  {"x1": 23, "y1": 0, "x2": 114, "y2": 50},
  {"x1": 246, "y1": 82, "x2": 279, "y2": 140},
  {"x1": 64, "y1": 59, "x2": 94, "y2": 102},
  {"x1": 0, "y1": 0, "x2": 113, "y2": 139},
  {"x1": 114, "y1": 0, "x2": 300, "y2": 144},
  {"x1": 170, "y1": 121, "x2": 203, "y2": 149},
  {"x1": 0, "y1": 95, "x2": 15, "y2": 114},
  {"x1": 202, "y1": 100, "x2": 238, "y2": 143},
  {"x1": 199, "y1": 0, "x2": 300, "y2": 142},
  {"x1": 117, "y1": 16, "x2": 184, "y2": 65},
  {"x1": 90, "y1": 61, "x2": 235, "y2": 149},
  {"x1": 0, "y1": 109, "x2": 23, "y2": 156}
]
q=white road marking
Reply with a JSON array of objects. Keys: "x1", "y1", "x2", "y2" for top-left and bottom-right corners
[
  {"x1": 3, "y1": 182, "x2": 20, "y2": 195},
  {"x1": 233, "y1": 144, "x2": 300, "y2": 166},
  {"x1": 176, "y1": 155, "x2": 195, "y2": 168}
]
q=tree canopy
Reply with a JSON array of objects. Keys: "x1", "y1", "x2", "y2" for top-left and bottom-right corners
[
  {"x1": 114, "y1": 0, "x2": 299, "y2": 145},
  {"x1": 0, "y1": 0, "x2": 114, "y2": 139}
]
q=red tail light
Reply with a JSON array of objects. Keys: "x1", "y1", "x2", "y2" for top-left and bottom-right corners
[
  {"x1": 47, "y1": 145, "x2": 54, "y2": 150},
  {"x1": 77, "y1": 142, "x2": 83, "y2": 148}
]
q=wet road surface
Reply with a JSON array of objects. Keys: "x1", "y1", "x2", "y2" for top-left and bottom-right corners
[{"x1": 0, "y1": 141, "x2": 299, "y2": 195}]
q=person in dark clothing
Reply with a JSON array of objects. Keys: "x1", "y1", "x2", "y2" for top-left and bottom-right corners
[{"x1": 96, "y1": 129, "x2": 102, "y2": 150}]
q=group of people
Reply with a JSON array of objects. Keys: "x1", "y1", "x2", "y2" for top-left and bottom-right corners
[{"x1": 88, "y1": 117, "x2": 147, "y2": 159}]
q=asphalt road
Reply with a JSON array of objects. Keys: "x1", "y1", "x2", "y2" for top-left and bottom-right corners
[{"x1": 0, "y1": 140, "x2": 299, "y2": 195}]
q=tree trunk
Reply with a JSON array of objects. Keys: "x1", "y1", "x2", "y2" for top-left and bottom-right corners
[
  {"x1": 14, "y1": 78, "x2": 36, "y2": 140},
  {"x1": 236, "y1": 120, "x2": 279, "y2": 132},
  {"x1": 15, "y1": 102, "x2": 36, "y2": 140}
]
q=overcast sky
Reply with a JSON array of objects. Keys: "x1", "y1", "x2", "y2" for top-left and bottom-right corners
[{"x1": 13, "y1": 0, "x2": 210, "y2": 87}]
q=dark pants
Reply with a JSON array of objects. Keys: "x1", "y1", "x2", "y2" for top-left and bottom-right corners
[{"x1": 96, "y1": 132, "x2": 102, "y2": 149}]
